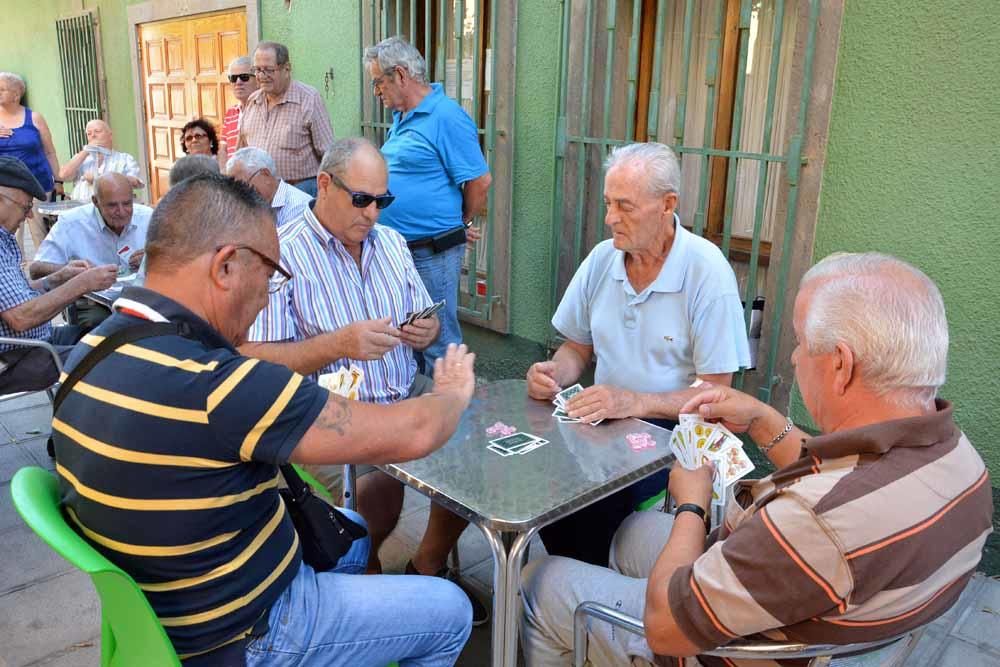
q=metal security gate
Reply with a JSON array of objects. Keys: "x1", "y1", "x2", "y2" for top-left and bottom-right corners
[
  {"x1": 359, "y1": 0, "x2": 517, "y2": 333},
  {"x1": 55, "y1": 10, "x2": 108, "y2": 155},
  {"x1": 551, "y1": 0, "x2": 820, "y2": 403}
]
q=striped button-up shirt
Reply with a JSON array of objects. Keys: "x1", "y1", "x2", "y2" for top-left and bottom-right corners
[
  {"x1": 0, "y1": 226, "x2": 50, "y2": 350},
  {"x1": 248, "y1": 208, "x2": 432, "y2": 403},
  {"x1": 271, "y1": 179, "x2": 312, "y2": 228},
  {"x1": 237, "y1": 81, "x2": 335, "y2": 183},
  {"x1": 69, "y1": 149, "x2": 141, "y2": 201},
  {"x1": 221, "y1": 104, "x2": 241, "y2": 159}
]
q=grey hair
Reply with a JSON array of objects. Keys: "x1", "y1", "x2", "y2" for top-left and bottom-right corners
[
  {"x1": 604, "y1": 142, "x2": 681, "y2": 197},
  {"x1": 146, "y1": 173, "x2": 273, "y2": 272},
  {"x1": 254, "y1": 41, "x2": 289, "y2": 66},
  {"x1": 228, "y1": 55, "x2": 252, "y2": 72},
  {"x1": 363, "y1": 36, "x2": 428, "y2": 84},
  {"x1": 226, "y1": 147, "x2": 276, "y2": 175},
  {"x1": 319, "y1": 136, "x2": 385, "y2": 179},
  {"x1": 0, "y1": 72, "x2": 26, "y2": 98},
  {"x1": 800, "y1": 252, "x2": 949, "y2": 407},
  {"x1": 168, "y1": 155, "x2": 220, "y2": 187}
]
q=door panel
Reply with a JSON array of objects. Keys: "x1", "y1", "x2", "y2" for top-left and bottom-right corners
[{"x1": 138, "y1": 10, "x2": 246, "y2": 203}]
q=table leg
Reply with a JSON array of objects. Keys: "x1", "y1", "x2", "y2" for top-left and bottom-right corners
[
  {"x1": 478, "y1": 527, "x2": 509, "y2": 667},
  {"x1": 502, "y1": 527, "x2": 538, "y2": 667},
  {"x1": 343, "y1": 464, "x2": 357, "y2": 511}
]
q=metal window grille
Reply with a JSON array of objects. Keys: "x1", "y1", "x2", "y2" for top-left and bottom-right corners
[
  {"x1": 551, "y1": 0, "x2": 821, "y2": 403},
  {"x1": 55, "y1": 10, "x2": 108, "y2": 155},
  {"x1": 359, "y1": 0, "x2": 516, "y2": 333}
]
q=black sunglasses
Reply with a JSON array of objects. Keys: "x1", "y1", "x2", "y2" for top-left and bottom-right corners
[
  {"x1": 228, "y1": 73, "x2": 253, "y2": 83},
  {"x1": 326, "y1": 172, "x2": 395, "y2": 210}
]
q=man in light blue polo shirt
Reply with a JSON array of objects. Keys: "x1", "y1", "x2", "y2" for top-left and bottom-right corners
[
  {"x1": 525, "y1": 142, "x2": 750, "y2": 566},
  {"x1": 363, "y1": 36, "x2": 492, "y2": 373}
]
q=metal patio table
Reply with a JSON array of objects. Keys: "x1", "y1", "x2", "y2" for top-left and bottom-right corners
[
  {"x1": 36, "y1": 199, "x2": 87, "y2": 217},
  {"x1": 378, "y1": 379, "x2": 674, "y2": 667}
]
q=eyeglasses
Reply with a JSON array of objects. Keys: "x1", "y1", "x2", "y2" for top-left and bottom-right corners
[
  {"x1": 370, "y1": 67, "x2": 399, "y2": 91},
  {"x1": 183, "y1": 132, "x2": 208, "y2": 143},
  {"x1": 216, "y1": 244, "x2": 293, "y2": 293},
  {"x1": 0, "y1": 191, "x2": 33, "y2": 218},
  {"x1": 326, "y1": 172, "x2": 395, "y2": 210},
  {"x1": 251, "y1": 65, "x2": 283, "y2": 77},
  {"x1": 228, "y1": 73, "x2": 253, "y2": 83}
]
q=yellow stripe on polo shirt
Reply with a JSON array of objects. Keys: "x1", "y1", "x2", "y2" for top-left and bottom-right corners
[
  {"x1": 206, "y1": 358, "x2": 259, "y2": 413},
  {"x1": 71, "y1": 381, "x2": 209, "y2": 423},
  {"x1": 53, "y1": 418, "x2": 236, "y2": 469},
  {"x1": 80, "y1": 334, "x2": 219, "y2": 373},
  {"x1": 65, "y1": 506, "x2": 240, "y2": 557},
  {"x1": 239, "y1": 374, "x2": 302, "y2": 461},
  {"x1": 138, "y1": 501, "x2": 286, "y2": 592},
  {"x1": 159, "y1": 531, "x2": 300, "y2": 627},
  {"x1": 57, "y1": 463, "x2": 279, "y2": 511}
]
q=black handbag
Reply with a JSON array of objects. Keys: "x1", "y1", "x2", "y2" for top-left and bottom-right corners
[
  {"x1": 52, "y1": 321, "x2": 367, "y2": 572},
  {"x1": 277, "y1": 464, "x2": 367, "y2": 572}
]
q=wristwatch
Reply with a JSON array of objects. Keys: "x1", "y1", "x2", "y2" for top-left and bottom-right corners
[{"x1": 674, "y1": 503, "x2": 710, "y2": 531}]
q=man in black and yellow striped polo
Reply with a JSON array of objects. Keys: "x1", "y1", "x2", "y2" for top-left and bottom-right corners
[{"x1": 52, "y1": 173, "x2": 475, "y2": 666}]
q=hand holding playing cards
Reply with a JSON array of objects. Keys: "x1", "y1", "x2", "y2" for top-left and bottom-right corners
[
  {"x1": 668, "y1": 462, "x2": 715, "y2": 511},
  {"x1": 526, "y1": 361, "x2": 562, "y2": 400},
  {"x1": 335, "y1": 317, "x2": 401, "y2": 361},
  {"x1": 433, "y1": 343, "x2": 476, "y2": 405},
  {"x1": 127, "y1": 249, "x2": 145, "y2": 272},
  {"x1": 565, "y1": 384, "x2": 637, "y2": 422},
  {"x1": 679, "y1": 386, "x2": 766, "y2": 435},
  {"x1": 399, "y1": 316, "x2": 439, "y2": 350}
]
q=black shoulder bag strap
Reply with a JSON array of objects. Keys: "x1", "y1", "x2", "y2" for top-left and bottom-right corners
[{"x1": 52, "y1": 322, "x2": 181, "y2": 413}]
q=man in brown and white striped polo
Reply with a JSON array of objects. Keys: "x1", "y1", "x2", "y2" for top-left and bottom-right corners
[{"x1": 521, "y1": 252, "x2": 993, "y2": 666}]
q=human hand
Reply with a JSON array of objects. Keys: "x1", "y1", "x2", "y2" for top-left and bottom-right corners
[
  {"x1": 53, "y1": 259, "x2": 92, "y2": 284},
  {"x1": 83, "y1": 170, "x2": 95, "y2": 184},
  {"x1": 336, "y1": 317, "x2": 401, "y2": 361},
  {"x1": 128, "y1": 249, "x2": 145, "y2": 272},
  {"x1": 679, "y1": 386, "x2": 767, "y2": 435},
  {"x1": 399, "y1": 316, "x2": 439, "y2": 350},
  {"x1": 668, "y1": 462, "x2": 715, "y2": 511},
  {"x1": 74, "y1": 264, "x2": 118, "y2": 292},
  {"x1": 432, "y1": 343, "x2": 476, "y2": 406},
  {"x1": 127, "y1": 176, "x2": 144, "y2": 189},
  {"x1": 465, "y1": 224, "x2": 483, "y2": 243},
  {"x1": 53, "y1": 182, "x2": 64, "y2": 197},
  {"x1": 565, "y1": 384, "x2": 638, "y2": 422},
  {"x1": 526, "y1": 361, "x2": 562, "y2": 400},
  {"x1": 0, "y1": 125, "x2": 11, "y2": 138}
]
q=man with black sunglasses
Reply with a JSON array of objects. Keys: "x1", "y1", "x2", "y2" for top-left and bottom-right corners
[
  {"x1": 221, "y1": 55, "x2": 258, "y2": 161},
  {"x1": 242, "y1": 138, "x2": 489, "y2": 624}
]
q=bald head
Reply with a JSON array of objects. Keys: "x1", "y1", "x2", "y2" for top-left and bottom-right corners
[
  {"x1": 94, "y1": 172, "x2": 131, "y2": 201},
  {"x1": 92, "y1": 173, "x2": 135, "y2": 234},
  {"x1": 85, "y1": 119, "x2": 113, "y2": 148}
]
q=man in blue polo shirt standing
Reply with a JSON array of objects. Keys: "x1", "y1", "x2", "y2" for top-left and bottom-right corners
[{"x1": 363, "y1": 36, "x2": 492, "y2": 374}]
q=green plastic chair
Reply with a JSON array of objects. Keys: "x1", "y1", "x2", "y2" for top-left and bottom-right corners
[
  {"x1": 291, "y1": 463, "x2": 335, "y2": 501},
  {"x1": 10, "y1": 466, "x2": 181, "y2": 666},
  {"x1": 636, "y1": 489, "x2": 666, "y2": 512}
]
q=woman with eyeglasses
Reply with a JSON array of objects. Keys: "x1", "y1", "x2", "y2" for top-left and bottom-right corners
[
  {"x1": 221, "y1": 56, "x2": 258, "y2": 161},
  {"x1": 180, "y1": 118, "x2": 227, "y2": 172}
]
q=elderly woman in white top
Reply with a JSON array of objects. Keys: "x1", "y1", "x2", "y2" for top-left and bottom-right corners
[{"x1": 59, "y1": 119, "x2": 142, "y2": 201}]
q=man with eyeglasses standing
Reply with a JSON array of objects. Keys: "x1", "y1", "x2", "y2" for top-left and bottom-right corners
[
  {"x1": 237, "y1": 41, "x2": 334, "y2": 197},
  {"x1": 221, "y1": 56, "x2": 258, "y2": 161},
  {"x1": 241, "y1": 138, "x2": 489, "y2": 623},
  {"x1": 0, "y1": 157, "x2": 116, "y2": 394},
  {"x1": 226, "y1": 146, "x2": 312, "y2": 228}
]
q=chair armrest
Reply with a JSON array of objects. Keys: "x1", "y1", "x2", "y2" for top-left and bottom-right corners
[
  {"x1": 0, "y1": 337, "x2": 64, "y2": 375},
  {"x1": 573, "y1": 601, "x2": 645, "y2": 667}
]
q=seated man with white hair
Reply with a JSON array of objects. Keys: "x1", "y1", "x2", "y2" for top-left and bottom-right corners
[
  {"x1": 521, "y1": 252, "x2": 993, "y2": 666},
  {"x1": 58, "y1": 119, "x2": 142, "y2": 201},
  {"x1": 227, "y1": 146, "x2": 312, "y2": 227},
  {"x1": 525, "y1": 142, "x2": 750, "y2": 566}
]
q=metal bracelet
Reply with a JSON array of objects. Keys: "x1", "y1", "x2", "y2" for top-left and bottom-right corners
[{"x1": 760, "y1": 417, "x2": 794, "y2": 454}]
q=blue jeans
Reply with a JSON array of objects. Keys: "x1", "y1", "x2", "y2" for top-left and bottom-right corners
[
  {"x1": 246, "y1": 509, "x2": 472, "y2": 667},
  {"x1": 410, "y1": 243, "x2": 464, "y2": 371}
]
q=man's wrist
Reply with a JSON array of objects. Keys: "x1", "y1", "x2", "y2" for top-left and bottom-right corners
[{"x1": 40, "y1": 276, "x2": 52, "y2": 293}]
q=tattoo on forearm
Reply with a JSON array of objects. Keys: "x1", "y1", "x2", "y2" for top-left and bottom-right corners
[{"x1": 317, "y1": 395, "x2": 352, "y2": 436}]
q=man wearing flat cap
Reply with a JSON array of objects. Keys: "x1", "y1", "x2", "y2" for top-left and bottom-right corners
[{"x1": 0, "y1": 156, "x2": 117, "y2": 393}]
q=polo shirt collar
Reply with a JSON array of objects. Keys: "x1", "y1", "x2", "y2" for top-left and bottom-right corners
[
  {"x1": 248, "y1": 81, "x2": 304, "y2": 108},
  {"x1": 803, "y1": 400, "x2": 957, "y2": 459},
  {"x1": 610, "y1": 213, "x2": 687, "y2": 294},
  {"x1": 395, "y1": 83, "x2": 446, "y2": 124},
  {"x1": 115, "y1": 286, "x2": 235, "y2": 353},
  {"x1": 272, "y1": 180, "x2": 290, "y2": 209}
]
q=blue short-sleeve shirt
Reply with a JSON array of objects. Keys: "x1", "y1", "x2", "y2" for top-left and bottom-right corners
[
  {"x1": 378, "y1": 83, "x2": 489, "y2": 241},
  {"x1": 553, "y1": 218, "x2": 751, "y2": 394}
]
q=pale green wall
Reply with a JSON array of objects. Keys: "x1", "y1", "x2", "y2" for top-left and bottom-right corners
[{"x1": 791, "y1": 0, "x2": 1000, "y2": 475}]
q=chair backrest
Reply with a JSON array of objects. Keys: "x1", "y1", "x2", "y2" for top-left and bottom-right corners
[{"x1": 11, "y1": 466, "x2": 181, "y2": 667}]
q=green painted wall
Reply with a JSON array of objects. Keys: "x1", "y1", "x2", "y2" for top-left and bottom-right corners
[{"x1": 791, "y1": 0, "x2": 1000, "y2": 475}]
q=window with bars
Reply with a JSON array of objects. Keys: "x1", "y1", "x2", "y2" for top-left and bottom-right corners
[{"x1": 55, "y1": 10, "x2": 108, "y2": 155}]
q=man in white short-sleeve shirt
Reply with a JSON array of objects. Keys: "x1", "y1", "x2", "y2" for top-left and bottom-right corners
[{"x1": 525, "y1": 142, "x2": 750, "y2": 566}]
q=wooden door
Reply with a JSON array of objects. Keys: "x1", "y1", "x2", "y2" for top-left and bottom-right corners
[{"x1": 138, "y1": 10, "x2": 246, "y2": 203}]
